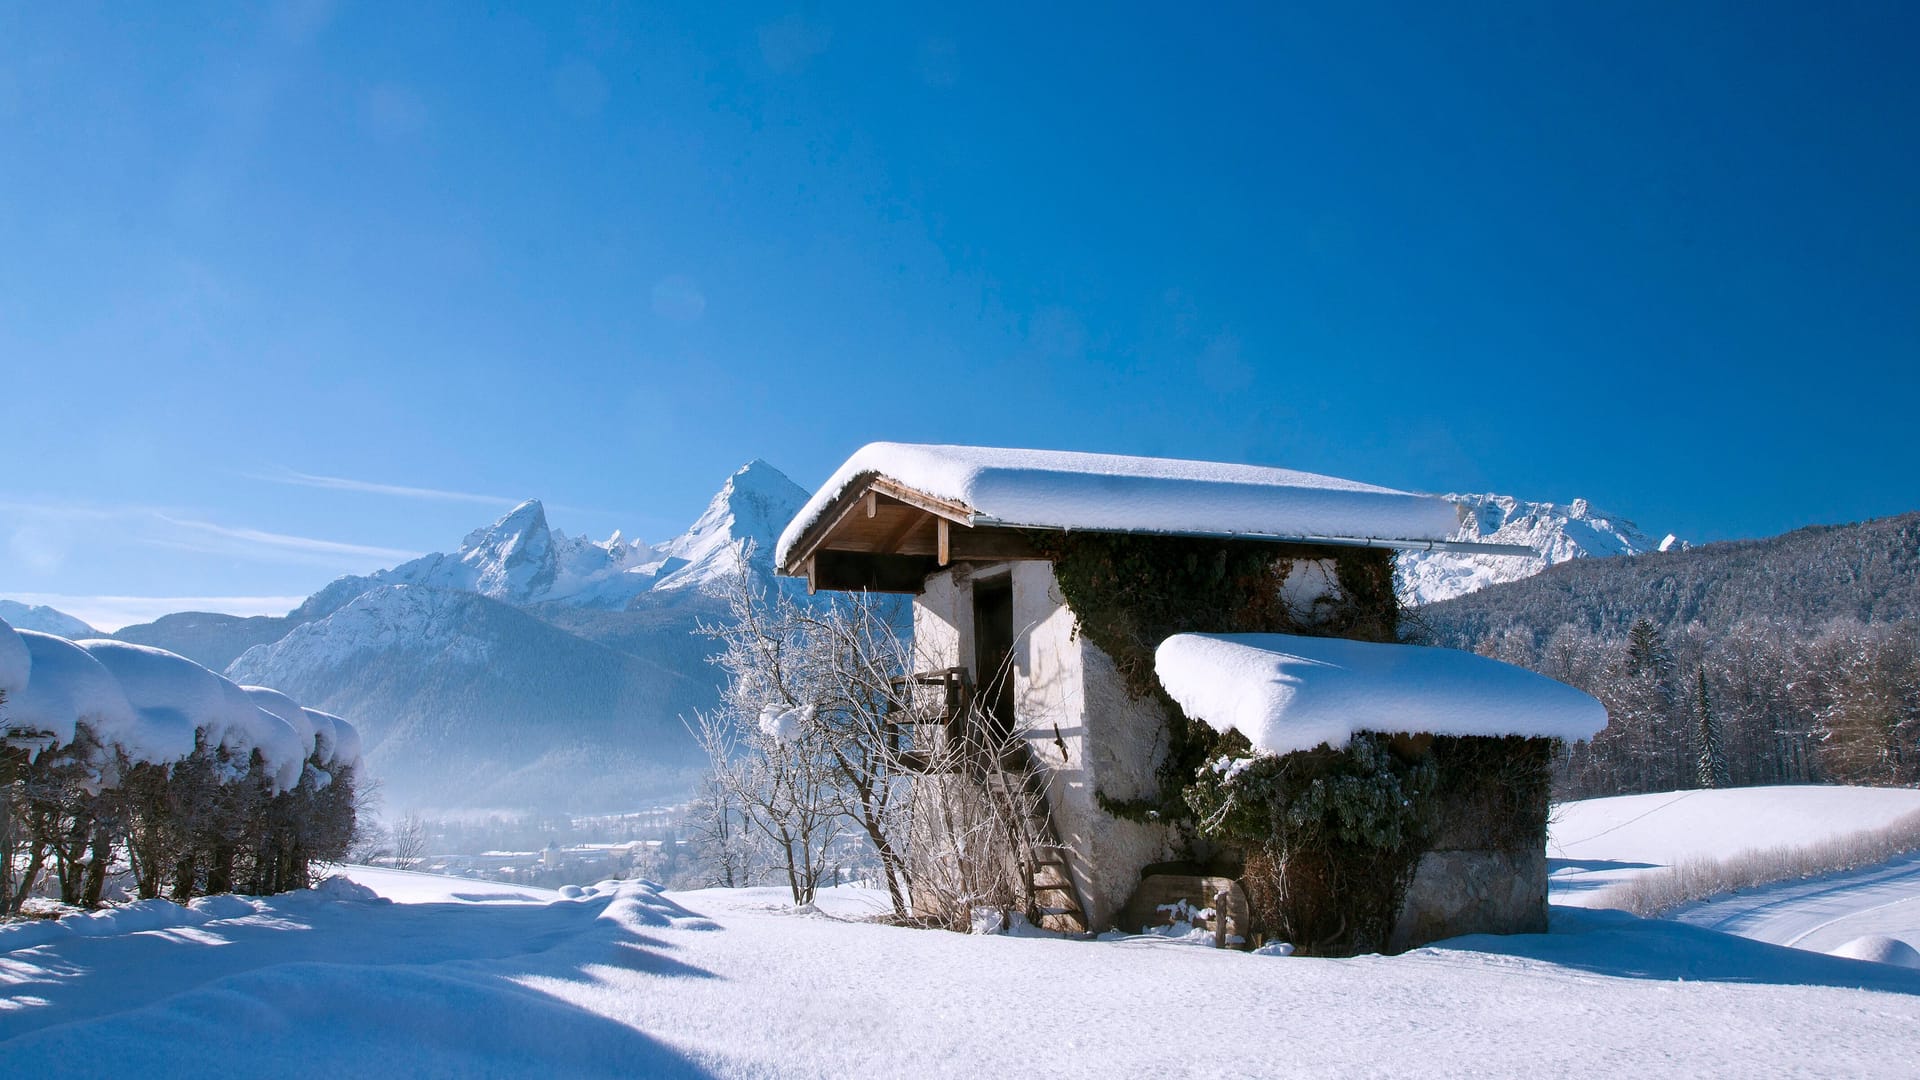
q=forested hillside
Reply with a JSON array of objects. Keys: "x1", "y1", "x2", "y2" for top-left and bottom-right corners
[{"x1": 1417, "y1": 512, "x2": 1920, "y2": 798}]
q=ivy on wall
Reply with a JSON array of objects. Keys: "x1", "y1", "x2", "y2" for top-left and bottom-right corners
[
  {"x1": 1033, "y1": 532, "x2": 1402, "y2": 823},
  {"x1": 1031, "y1": 531, "x2": 1551, "y2": 956}
]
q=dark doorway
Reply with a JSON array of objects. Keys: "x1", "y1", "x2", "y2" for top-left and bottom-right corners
[{"x1": 971, "y1": 576, "x2": 1016, "y2": 743}]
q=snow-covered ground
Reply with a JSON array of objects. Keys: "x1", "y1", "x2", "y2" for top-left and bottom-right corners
[{"x1": 5, "y1": 838, "x2": 1920, "y2": 1078}]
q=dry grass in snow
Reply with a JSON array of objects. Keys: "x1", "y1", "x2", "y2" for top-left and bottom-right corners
[{"x1": 1604, "y1": 807, "x2": 1920, "y2": 917}]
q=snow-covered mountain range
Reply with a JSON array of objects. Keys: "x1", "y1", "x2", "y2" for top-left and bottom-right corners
[
  {"x1": 292, "y1": 459, "x2": 807, "y2": 623},
  {"x1": 1397, "y1": 493, "x2": 1677, "y2": 606},
  {"x1": 208, "y1": 460, "x2": 810, "y2": 813}
]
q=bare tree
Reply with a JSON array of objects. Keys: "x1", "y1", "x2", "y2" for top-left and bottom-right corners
[
  {"x1": 390, "y1": 813, "x2": 430, "y2": 872},
  {"x1": 692, "y1": 559, "x2": 923, "y2": 913},
  {"x1": 684, "y1": 771, "x2": 754, "y2": 888}
]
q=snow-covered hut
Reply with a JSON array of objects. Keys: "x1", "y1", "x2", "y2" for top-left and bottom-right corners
[{"x1": 776, "y1": 443, "x2": 1605, "y2": 950}]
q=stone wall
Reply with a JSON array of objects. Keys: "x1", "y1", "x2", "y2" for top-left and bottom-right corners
[{"x1": 1388, "y1": 849, "x2": 1547, "y2": 952}]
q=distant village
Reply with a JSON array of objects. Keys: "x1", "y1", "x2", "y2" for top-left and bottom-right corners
[{"x1": 381, "y1": 805, "x2": 694, "y2": 890}]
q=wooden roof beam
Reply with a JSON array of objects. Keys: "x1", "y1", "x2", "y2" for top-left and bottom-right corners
[
  {"x1": 874, "y1": 507, "x2": 930, "y2": 557},
  {"x1": 783, "y1": 474, "x2": 974, "y2": 575}
]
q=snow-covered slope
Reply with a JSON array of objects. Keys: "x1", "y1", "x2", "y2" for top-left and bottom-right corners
[
  {"x1": 1548, "y1": 785, "x2": 1920, "y2": 967},
  {"x1": 1398, "y1": 493, "x2": 1671, "y2": 604},
  {"x1": 0, "y1": 599, "x2": 97, "y2": 639},
  {"x1": 1548, "y1": 786, "x2": 1920, "y2": 911}
]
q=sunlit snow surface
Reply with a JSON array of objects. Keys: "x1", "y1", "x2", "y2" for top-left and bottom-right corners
[{"x1": 6, "y1": 830, "x2": 1920, "y2": 1077}]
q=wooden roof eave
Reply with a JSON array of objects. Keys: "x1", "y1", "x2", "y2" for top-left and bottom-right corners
[{"x1": 779, "y1": 473, "x2": 976, "y2": 578}]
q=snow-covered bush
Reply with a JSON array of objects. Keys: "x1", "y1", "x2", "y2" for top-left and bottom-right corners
[
  {"x1": 0, "y1": 620, "x2": 361, "y2": 912},
  {"x1": 1186, "y1": 732, "x2": 1436, "y2": 954}
]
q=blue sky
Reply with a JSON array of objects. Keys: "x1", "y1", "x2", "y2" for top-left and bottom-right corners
[{"x1": 4, "y1": 2, "x2": 1917, "y2": 628}]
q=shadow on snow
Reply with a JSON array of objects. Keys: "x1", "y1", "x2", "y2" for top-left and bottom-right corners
[{"x1": 0, "y1": 885, "x2": 721, "y2": 1078}]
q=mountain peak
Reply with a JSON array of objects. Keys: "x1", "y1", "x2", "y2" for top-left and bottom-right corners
[
  {"x1": 0, "y1": 599, "x2": 98, "y2": 639},
  {"x1": 457, "y1": 499, "x2": 555, "y2": 598},
  {"x1": 1398, "y1": 491, "x2": 1668, "y2": 605},
  {"x1": 463, "y1": 499, "x2": 547, "y2": 547},
  {"x1": 656, "y1": 461, "x2": 808, "y2": 592},
  {"x1": 287, "y1": 462, "x2": 810, "y2": 623}
]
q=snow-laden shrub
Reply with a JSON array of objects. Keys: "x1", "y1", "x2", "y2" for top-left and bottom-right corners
[{"x1": 2, "y1": 633, "x2": 363, "y2": 913}]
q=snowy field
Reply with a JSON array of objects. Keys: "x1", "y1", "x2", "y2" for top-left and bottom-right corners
[
  {"x1": 1547, "y1": 785, "x2": 1920, "y2": 906},
  {"x1": 6, "y1": 789, "x2": 1920, "y2": 1077},
  {"x1": 1547, "y1": 785, "x2": 1920, "y2": 961}
]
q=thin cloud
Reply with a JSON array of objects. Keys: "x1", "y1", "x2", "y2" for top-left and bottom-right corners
[
  {"x1": 0, "y1": 497, "x2": 128, "y2": 521},
  {"x1": 255, "y1": 469, "x2": 521, "y2": 507},
  {"x1": 3, "y1": 592, "x2": 306, "y2": 633},
  {"x1": 156, "y1": 516, "x2": 420, "y2": 563}
]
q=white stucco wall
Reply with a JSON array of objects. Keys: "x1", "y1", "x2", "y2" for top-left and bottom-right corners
[
  {"x1": 912, "y1": 567, "x2": 967, "y2": 674},
  {"x1": 907, "y1": 561, "x2": 1180, "y2": 930}
]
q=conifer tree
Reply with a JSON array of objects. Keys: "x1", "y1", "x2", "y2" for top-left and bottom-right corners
[{"x1": 1694, "y1": 669, "x2": 1729, "y2": 789}]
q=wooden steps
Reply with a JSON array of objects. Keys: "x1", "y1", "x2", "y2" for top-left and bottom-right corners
[{"x1": 987, "y1": 751, "x2": 1088, "y2": 935}]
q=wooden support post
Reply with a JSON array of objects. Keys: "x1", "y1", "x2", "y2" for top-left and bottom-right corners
[
  {"x1": 1214, "y1": 888, "x2": 1230, "y2": 949},
  {"x1": 864, "y1": 490, "x2": 878, "y2": 518},
  {"x1": 936, "y1": 518, "x2": 950, "y2": 566},
  {"x1": 805, "y1": 555, "x2": 817, "y2": 595}
]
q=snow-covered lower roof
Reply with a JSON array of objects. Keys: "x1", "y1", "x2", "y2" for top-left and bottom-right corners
[
  {"x1": 1155, "y1": 633, "x2": 1608, "y2": 757},
  {"x1": 775, "y1": 443, "x2": 1465, "y2": 567}
]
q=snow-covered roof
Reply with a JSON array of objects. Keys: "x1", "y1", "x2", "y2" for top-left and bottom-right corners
[
  {"x1": 1155, "y1": 633, "x2": 1608, "y2": 757},
  {"x1": 776, "y1": 443, "x2": 1463, "y2": 567}
]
